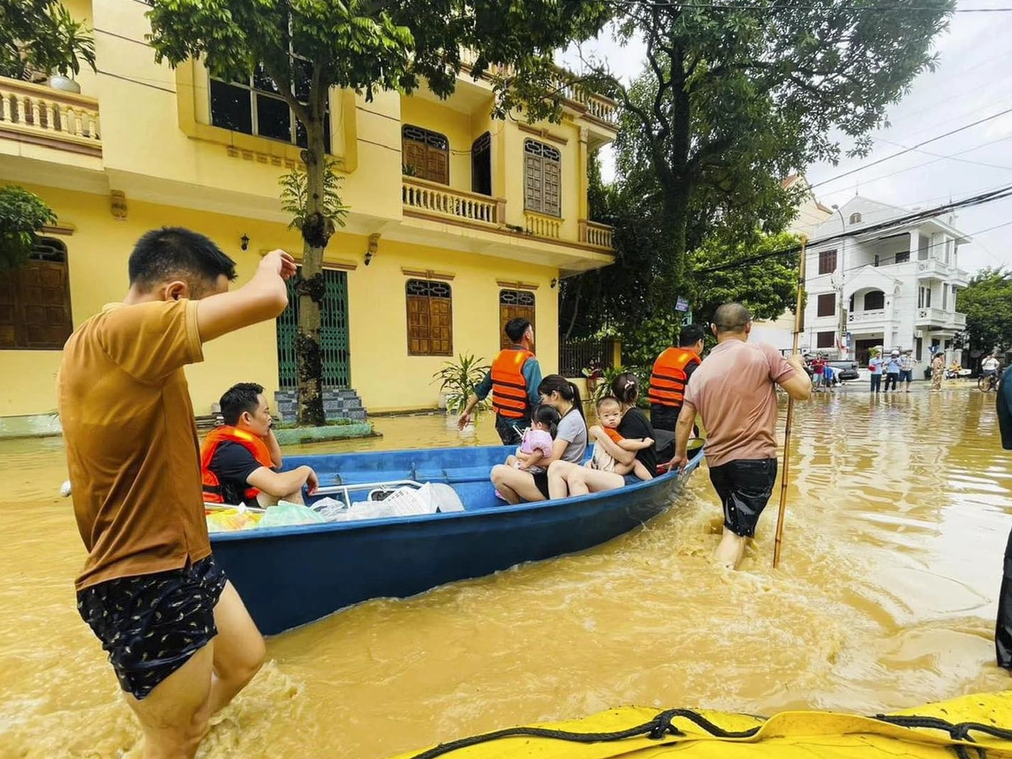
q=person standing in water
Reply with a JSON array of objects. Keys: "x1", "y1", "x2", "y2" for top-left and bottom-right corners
[
  {"x1": 667, "y1": 303, "x2": 812, "y2": 570},
  {"x1": 59, "y1": 228, "x2": 296, "y2": 759}
]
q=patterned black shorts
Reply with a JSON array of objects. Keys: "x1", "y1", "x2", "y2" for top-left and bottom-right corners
[
  {"x1": 77, "y1": 555, "x2": 227, "y2": 700},
  {"x1": 708, "y1": 458, "x2": 778, "y2": 538}
]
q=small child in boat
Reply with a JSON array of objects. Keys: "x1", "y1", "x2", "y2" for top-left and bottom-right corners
[
  {"x1": 505, "y1": 404, "x2": 561, "y2": 474},
  {"x1": 587, "y1": 395, "x2": 654, "y2": 480}
]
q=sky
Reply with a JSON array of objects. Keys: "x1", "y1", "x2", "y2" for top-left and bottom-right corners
[{"x1": 558, "y1": 2, "x2": 1012, "y2": 275}]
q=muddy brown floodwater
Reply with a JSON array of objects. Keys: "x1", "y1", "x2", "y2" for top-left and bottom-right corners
[{"x1": 1, "y1": 386, "x2": 1010, "y2": 758}]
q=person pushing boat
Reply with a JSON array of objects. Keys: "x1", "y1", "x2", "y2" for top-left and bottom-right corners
[
  {"x1": 457, "y1": 317, "x2": 542, "y2": 445},
  {"x1": 667, "y1": 303, "x2": 811, "y2": 570},
  {"x1": 58, "y1": 227, "x2": 296, "y2": 759}
]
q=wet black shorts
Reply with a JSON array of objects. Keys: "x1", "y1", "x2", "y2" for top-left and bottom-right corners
[
  {"x1": 708, "y1": 458, "x2": 778, "y2": 538},
  {"x1": 77, "y1": 555, "x2": 227, "y2": 700},
  {"x1": 533, "y1": 470, "x2": 551, "y2": 499}
]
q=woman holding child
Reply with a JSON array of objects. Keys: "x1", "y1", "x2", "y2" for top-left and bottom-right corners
[
  {"x1": 490, "y1": 375, "x2": 588, "y2": 504},
  {"x1": 547, "y1": 373, "x2": 657, "y2": 499}
]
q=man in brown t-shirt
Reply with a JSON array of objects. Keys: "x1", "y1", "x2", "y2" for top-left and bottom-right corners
[
  {"x1": 58, "y1": 227, "x2": 296, "y2": 758},
  {"x1": 668, "y1": 303, "x2": 811, "y2": 569}
]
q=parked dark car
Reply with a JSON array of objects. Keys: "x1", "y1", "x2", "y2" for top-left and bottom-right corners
[{"x1": 827, "y1": 360, "x2": 859, "y2": 381}]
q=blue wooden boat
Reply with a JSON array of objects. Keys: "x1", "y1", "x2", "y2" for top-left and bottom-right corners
[{"x1": 209, "y1": 443, "x2": 705, "y2": 635}]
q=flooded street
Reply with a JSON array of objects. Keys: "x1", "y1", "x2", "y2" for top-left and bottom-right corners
[{"x1": 1, "y1": 385, "x2": 1010, "y2": 758}]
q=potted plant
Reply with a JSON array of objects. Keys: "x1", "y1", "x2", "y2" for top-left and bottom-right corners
[
  {"x1": 45, "y1": 6, "x2": 95, "y2": 93},
  {"x1": 432, "y1": 352, "x2": 490, "y2": 430}
]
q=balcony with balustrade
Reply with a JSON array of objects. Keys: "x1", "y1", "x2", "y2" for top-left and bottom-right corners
[
  {"x1": 916, "y1": 258, "x2": 969, "y2": 288},
  {"x1": 0, "y1": 77, "x2": 102, "y2": 169},
  {"x1": 916, "y1": 308, "x2": 966, "y2": 330}
]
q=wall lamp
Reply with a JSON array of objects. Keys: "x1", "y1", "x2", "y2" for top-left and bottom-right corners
[
  {"x1": 240, "y1": 234, "x2": 250, "y2": 251},
  {"x1": 364, "y1": 233, "x2": 380, "y2": 266},
  {"x1": 550, "y1": 278, "x2": 558, "y2": 289}
]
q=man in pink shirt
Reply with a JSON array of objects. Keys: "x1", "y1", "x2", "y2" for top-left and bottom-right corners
[{"x1": 668, "y1": 303, "x2": 812, "y2": 569}]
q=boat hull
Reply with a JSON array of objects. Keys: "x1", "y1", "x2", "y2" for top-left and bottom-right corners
[{"x1": 210, "y1": 445, "x2": 703, "y2": 635}]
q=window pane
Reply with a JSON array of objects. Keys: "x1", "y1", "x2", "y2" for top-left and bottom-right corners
[
  {"x1": 253, "y1": 64, "x2": 283, "y2": 95},
  {"x1": 210, "y1": 79, "x2": 253, "y2": 134},
  {"x1": 257, "y1": 94, "x2": 292, "y2": 142},
  {"x1": 817, "y1": 293, "x2": 835, "y2": 317},
  {"x1": 817, "y1": 331, "x2": 835, "y2": 348},
  {"x1": 294, "y1": 60, "x2": 312, "y2": 103}
]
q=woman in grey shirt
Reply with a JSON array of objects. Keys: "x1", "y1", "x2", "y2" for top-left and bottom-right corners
[{"x1": 490, "y1": 375, "x2": 587, "y2": 503}]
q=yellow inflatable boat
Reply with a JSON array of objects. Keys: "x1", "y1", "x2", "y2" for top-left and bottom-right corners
[{"x1": 393, "y1": 692, "x2": 1012, "y2": 759}]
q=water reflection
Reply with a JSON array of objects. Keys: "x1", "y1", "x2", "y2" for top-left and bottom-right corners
[{"x1": 0, "y1": 389, "x2": 1009, "y2": 758}]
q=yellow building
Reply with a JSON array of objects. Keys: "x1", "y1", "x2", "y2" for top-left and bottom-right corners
[{"x1": 0, "y1": 0, "x2": 617, "y2": 431}]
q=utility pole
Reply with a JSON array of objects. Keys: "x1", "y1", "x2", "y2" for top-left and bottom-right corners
[{"x1": 831, "y1": 204, "x2": 847, "y2": 359}]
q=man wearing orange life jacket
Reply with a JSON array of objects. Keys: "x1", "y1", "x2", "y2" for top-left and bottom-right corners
[
  {"x1": 649, "y1": 324, "x2": 705, "y2": 459},
  {"x1": 457, "y1": 317, "x2": 543, "y2": 445},
  {"x1": 201, "y1": 382, "x2": 318, "y2": 508}
]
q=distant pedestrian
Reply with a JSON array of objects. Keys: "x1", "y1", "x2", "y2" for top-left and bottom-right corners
[
  {"x1": 884, "y1": 350, "x2": 901, "y2": 392},
  {"x1": 868, "y1": 349, "x2": 883, "y2": 394},
  {"x1": 931, "y1": 352, "x2": 945, "y2": 391},
  {"x1": 899, "y1": 350, "x2": 916, "y2": 392},
  {"x1": 811, "y1": 353, "x2": 827, "y2": 392}
]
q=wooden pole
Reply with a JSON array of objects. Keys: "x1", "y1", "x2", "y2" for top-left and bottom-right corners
[{"x1": 773, "y1": 236, "x2": 807, "y2": 569}]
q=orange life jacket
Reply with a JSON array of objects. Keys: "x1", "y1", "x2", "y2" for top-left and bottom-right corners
[
  {"x1": 491, "y1": 348, "x2": 535, "y2": 420},
  {"x1": 648, "y1": 347, "x2": 701, "y2": 408},
  {"x1": 200, "y1": 426, "x2": 274, "y2": 504}
]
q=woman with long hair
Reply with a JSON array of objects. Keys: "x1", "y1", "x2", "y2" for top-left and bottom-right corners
[
  {"x1": 489, "y1": 375, "x2": 588, "y2": 503},
  {"x1": 547, "y1": 372, "x2": 658, "y2": 498}
]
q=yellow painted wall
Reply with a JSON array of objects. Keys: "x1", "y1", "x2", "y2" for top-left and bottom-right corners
[{"x1": 6, "y1": 185, "x2": 559, "y2": 418}]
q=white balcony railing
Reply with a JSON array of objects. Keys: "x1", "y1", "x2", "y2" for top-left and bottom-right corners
[
  {"x1": 0, "y1": 76, "x2": 101, "y2": 154},
  {"x1": 402, "y1": 177, "x2": 503, "y2": 226},
  {"x1": 917, "y1": 307, "x2": 966, "y2": 329},
  {"x1": 848, "y1": 309, "x2": 887, "y2": 324}
]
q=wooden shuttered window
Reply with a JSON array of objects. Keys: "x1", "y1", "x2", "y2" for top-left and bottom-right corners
[
  {"x1": 499, "y1": 290, "x2": 535, "y2": 350},
  {"x1": 523, "y1": 139, "x2": 561, "y2": 217},
  {"x1": 403, "y1": 125, "x2": 449, "y2": 185},
  {"x1": 406, "y1": 279, "x2": 452, "y2": 356},
  {"x1": 0, "y1": 238, "x2": 72, "y2": 350},
  {"x1": 818, "y1": 249, "x2": 837, "y2": 275},
  {"x1": 816, "y1": 293, "x2": 835, "y2": 317}
]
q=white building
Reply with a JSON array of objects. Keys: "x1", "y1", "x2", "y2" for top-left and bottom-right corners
[{"x1": 803, "y1": 196, "x2": 970, "y2": 367}]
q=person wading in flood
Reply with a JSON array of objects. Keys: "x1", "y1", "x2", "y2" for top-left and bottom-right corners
[
  {"x1": 667, "y1": 303, "x2": 812, "y2": 570},
  {"x1": 458, "y1": 318, "x2": 542, "y2": 445},
  {"x1": 648, "y1": 323, "x2": 704, "y2": 460},
  {"x1": 994, "y1": 361, "x2": 1012, "y2": 669},
  {"x1": 59, "y1": 228, "x2": 296, "y2": 759}
]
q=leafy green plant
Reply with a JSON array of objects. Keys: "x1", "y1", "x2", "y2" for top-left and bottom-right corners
[
  {"x1": 0, "y1": 185, "x2": 57, "y2": 271},
  {"x1": 433, "y1": 352, "x2": 490, "y2": 416},
  {"x1": 280, "y1": 160, "x2": 348, "y2": 235},
  {"x1": 0, "y1": 0, "x2": 96, "y2": 81}
]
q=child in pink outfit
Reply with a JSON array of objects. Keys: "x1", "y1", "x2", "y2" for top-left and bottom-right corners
[{"x1": 504, "y1": 404, "x2": 561, "y2": 475}]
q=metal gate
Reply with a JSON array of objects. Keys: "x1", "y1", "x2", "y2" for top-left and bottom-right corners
[{"x1": 276, "y1": 268, "x2": 350, "y2": 389}]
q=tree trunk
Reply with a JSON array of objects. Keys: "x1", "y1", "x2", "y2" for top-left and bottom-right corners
[{"x1": 295, "y1": 119, "x2": 330, "y2": 427}]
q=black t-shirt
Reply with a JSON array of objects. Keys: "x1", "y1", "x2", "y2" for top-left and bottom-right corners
[
  {"x1": 650, "y1": 360, "x2": 699, "y2": 432},
  {"x1": 618, "y1": 407, "x2": 657, "y2": 477},
  {"x1": 209, "y1": 441, "x2": 268, "y2": 507}
]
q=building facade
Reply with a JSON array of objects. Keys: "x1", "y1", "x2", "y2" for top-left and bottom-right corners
[
  {"x1": 802, "y1": 196, "x2": 969, "y2": 366},
  {"x1": 0, "y1": 0, "x2": 618, "y2": 427}
]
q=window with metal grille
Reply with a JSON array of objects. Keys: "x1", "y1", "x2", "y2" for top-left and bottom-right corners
[
  {"x1": 402, "y1": 126, "x2": 449, "y2": 184},
  {"x1": 849, "y1": 212, "x2": 862, "y2": 224},
  {"x1": 818, "y1": 249, "x2": 837, "y2": 275},
  {"x1": 210, "y1": 61, "x2": 331, "y2": 151},
  {"x1": 816, "y1": 294, "x2": 835, "y2": 317},
  {"x1": 406, "y1": 279, "x2": 453, "y2": 356},
  {"x1": 864, "y1": 290, "x2": 885, "y2": 310},
  {"x1": 0, "y1": 237, "x2": 72, "y2": 350},
  {"x1": 499, "y1": 289, "x2": 536, "y2": 350},
  {"x1": 816, "y1": 331, "x2": 835, "y2": 349},
  {"x1": 524, "y1": 139, "x2": 561, "y2": 217}
]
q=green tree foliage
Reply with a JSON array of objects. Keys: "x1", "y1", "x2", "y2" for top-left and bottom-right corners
[
  {"x1": 956, "y1": 268, "x2": 1012, "y2": 356},
  {"x1": 0, "y1": 0, "x2": 96, "y2": 80},
  {"x1": 145, "y1": 0, "x2": 609, "y2": 425},
  {"x1": 0, "y1": 186, "x2": 58, "y2": 271},
  {"x1": 582, "y1": 0, "x2": 952, "y2": 307}
]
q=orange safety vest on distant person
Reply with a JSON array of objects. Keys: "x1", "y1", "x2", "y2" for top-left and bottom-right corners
[
  {"x1": 491, "y1": 348, "x2": 535, "y2": 420},
  {"x1": 200, "y1": 426, "x2": 274, "y2": 504},
  {"x1": 648, "y1": 347, "x2": 700, "y2": 408}
]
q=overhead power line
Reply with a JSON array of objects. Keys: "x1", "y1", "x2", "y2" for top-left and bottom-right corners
[
  {"x1": 695, "y1": 184, "x2": 1012, "y2": 274},
  {"x1": 809, "y1": 106, "x2": 1012, "y2": 190}
]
